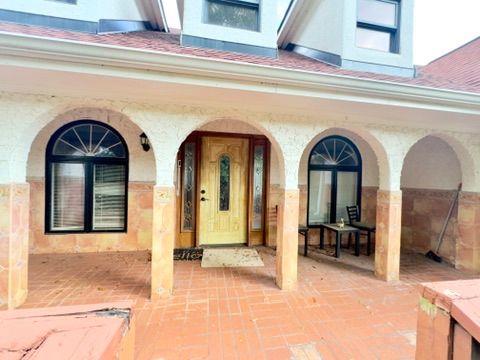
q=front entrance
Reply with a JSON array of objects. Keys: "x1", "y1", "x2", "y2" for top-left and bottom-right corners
[{"x1": 199, "y1": 136, "x2": 249, "y2": 245}]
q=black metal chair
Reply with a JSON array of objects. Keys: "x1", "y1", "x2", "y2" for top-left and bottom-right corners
[{"x1": 346, "y1": 205, "x2": 376, "y2": 256}]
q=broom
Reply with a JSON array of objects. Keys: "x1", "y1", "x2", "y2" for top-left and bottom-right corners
[{"x1": 425, "y1": 183, "x2": 462, "y2": 263}]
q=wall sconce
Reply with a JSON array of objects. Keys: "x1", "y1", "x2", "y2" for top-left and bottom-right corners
[{"x1": 139, "y1": 132, "x2": 150, "y2": 152}]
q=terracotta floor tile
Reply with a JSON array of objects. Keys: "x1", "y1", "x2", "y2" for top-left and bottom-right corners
[{"x1": 20, "y1": 248, "x2": 474, "y2": 359}]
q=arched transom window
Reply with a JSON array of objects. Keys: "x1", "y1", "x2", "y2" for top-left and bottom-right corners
[
  {"x1": 308, "y1": 136, "x2": 362, "y2": 226},
  {"x1": 46, "y1": 120, "x2": 129, "y2": 233}
]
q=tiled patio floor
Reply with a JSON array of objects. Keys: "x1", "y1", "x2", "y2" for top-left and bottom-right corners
[{"x1": 22, "y1": 247, "x2": 474, "y2": 359}]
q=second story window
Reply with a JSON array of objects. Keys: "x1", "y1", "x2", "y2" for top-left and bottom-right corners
[
  {"x1": 356, "y1": 0, "x2": 400, "y2": 53},
  {"x1": 204, "y1": 0, "x2": 260, "y2": 32}
]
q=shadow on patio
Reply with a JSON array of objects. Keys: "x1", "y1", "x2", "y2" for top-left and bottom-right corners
[{"x1": 23, "y1": 247, "x2": 474, "y2": 360}]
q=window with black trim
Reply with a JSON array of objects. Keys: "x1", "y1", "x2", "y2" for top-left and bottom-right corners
[
  {"x1": 356, "y1": 0, "x2": 400, "y2": 53},
  {"x1": 45, "y1": 120, "x2": 129, "y2": 233},
  {"x1": 307, "y1": 136, "x2": 362, "y2": 226},
  {"x1": 204, "y1": 0, "x2": 260, "y2": 31}
]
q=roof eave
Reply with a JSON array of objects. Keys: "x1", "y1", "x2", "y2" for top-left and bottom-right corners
[{"x1": 0, "y1": 31, "x2": 479, "y2": 114}]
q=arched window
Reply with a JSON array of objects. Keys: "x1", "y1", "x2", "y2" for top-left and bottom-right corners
[
  {"x1": 308, "y1": 136, "x2": 362, "y2": 226},
  {"x1": 45, "y1": 120, "x2": 129, "y2": 233}
]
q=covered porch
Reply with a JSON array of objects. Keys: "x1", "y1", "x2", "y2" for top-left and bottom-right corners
[
  {"x1": 1, "y1": 100, "x2": 480, "y2": 309},
  {"x1": 23, "y1": 247, "x2": 473, "y2": 359}
]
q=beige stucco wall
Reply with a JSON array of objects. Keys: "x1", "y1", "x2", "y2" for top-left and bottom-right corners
[
  {"x1": 401, "y1": 136, "x2": 462, "y2": 190},
  {"x1": 2, "y1": 91, "x2": 480, "y2": 192}
]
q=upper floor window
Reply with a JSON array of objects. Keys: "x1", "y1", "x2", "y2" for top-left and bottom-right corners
[
  {"x1": 356, "y1": 0, "x2": 400, "y2": 53},
  {"x1": 204, "y1": 0, "x2": 260, "y2": 32},
  {"x1": 46, "y1": 120, "x2": 128, "y2": 233},
  {"x1": 49, "y1": 0, "x2": 77, "y2": 4}
]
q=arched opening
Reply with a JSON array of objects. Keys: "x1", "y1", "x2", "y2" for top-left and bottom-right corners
[
  {"x1": 307, "y1": 135, "x2": 362, "y2": 225},
  {"x1": 174, "y1": 118, "x2": 284, "y2": 250},
  {"x1": 298, "y1": 128, "x2": 380, "y2": 266},
  {"x1": 45, "y1": 120, "x2": 129, "y2": 233},
  {"x1": 26, "y1": 108, "x2": 156, "y2": 302},
  {"x1": 401, "y1": 135, "x2": 462, "y2": 266}
]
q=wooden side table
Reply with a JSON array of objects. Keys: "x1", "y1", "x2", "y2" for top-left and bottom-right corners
[{"x1": 319, "y1": 224, "x2": 360, "y2": 258}]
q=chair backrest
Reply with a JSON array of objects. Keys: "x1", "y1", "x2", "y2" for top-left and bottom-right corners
[{"x1": 346, "y1": 205, "x2": 360, "y2": 223}]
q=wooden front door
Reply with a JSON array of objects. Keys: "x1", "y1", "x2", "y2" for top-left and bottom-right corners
[{"x1": 199, "y1": 136, "x2": 249, "y2": 245}]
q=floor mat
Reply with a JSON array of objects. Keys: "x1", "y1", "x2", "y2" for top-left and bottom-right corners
[
  {"x1": 174, "y1": 248, "x2": 203, "y2": 261},
  {"x1": 201, "y1": 248, "x2": 264, "y2": 268}
]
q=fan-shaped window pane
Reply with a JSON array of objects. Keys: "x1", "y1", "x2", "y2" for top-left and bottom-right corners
[
  {"x1": 310, "y1": 138, "x2": 359, "y2": 166},
  {"x1": 52, "y1": 123, "x2": 125, "y2": 158}
]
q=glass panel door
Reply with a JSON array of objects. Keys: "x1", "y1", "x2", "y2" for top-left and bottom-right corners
[
  {"x1": 336, "y1": 172, "x2": 358, "y2": 222},
  {"x1": 308, "y1": 170, "x2": 332, "y2": 225}
]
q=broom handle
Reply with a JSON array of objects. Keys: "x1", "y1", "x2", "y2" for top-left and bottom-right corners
[{"x1": 435, "y1": 183, "x2": 462, "y2": 253}]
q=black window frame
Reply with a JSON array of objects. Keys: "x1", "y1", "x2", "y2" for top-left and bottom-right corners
[
  {"x1": 307, "y1": 135, "x2": 362, "y2": 227},
  {"x1": 48, "y1": 0, "x2": 77, "y2": 4},
  {"x1": 356, "y1": 0, "x2": 401, "y2": 54},
  {"x1": 45, "y1": 120, "x2": 129, "y2": 234},
  {"x1": 203, "y1": 0, "x2": 261, "y2": 32}
]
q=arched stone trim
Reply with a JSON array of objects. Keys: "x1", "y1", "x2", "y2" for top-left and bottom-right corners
[
  {"x1": 400, "y1": 132, "x2": 475, "y2": 192},
  {"x1": 298, "y1": 126, "x2": 389, "y2": 191}
]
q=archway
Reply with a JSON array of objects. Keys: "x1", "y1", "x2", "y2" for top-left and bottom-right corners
[
  {"x1": 400, "y1": 135, "x2": 463, "y2": 266},
  {"x1": 173, "y1": 118, "x2": 285, "y2": 250},
  {"x1": 298, "y1": 127, "x2": 382, "y2": 268},
  {"x1": 26, "y1": 107, "x2": 157, "y2": 301}
]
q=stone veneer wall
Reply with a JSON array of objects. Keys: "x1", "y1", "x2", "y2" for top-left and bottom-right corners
[
  {"x1": 0, "y1": 183, "x2": 29, "y2": 309},
  {"x1": 401, "y1": 188, "x2": 458, "y2": 264},
  {"x1": 28, "y1": 179, "x2": 153, "y2": 254}
]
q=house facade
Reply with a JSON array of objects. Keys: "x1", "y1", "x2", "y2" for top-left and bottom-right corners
[{"x1": 0, "y1": 0, "x2": 480, "y2": 309}]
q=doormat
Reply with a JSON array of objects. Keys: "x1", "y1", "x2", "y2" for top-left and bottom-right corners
[
  {"x1": 201, "y1": 248, "x2": 264, "y2": 268},
  {"x1": 174, "y1": 248, "x2": 203, "y2": 261}
]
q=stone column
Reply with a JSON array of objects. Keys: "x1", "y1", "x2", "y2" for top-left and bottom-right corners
[
  {"x1": 0, "y1": 183, "x2": 29, "y2": 309},
  {"x1": 374, "y1": 190, "x2": 402, "y2": 282},
  {"x1": 151, "y1": 186, "x2": 176, "y2": 300},
  {"x1": 456, "y1": 192, "x2": 480, "y2": 273},
  {"x1": 275, "y1": 188, "x2": 299, "y2": 290}
]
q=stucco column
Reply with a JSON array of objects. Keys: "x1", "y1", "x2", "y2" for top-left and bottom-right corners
[
  {"x1": 151, "y1": 185, "x2": 176, "y2": 300},
  {"x1": 456, "y1": 192, "x2": 480, "y2": 273},
  {"x1": 374, "y1": 190, "x2": 402, "y2": 281},
  {"x1": 275, "y1": 188, "x2": 299, "y2": 290},
  {"x1": 0, "y1": 183, "x2": 29, "y2": 309}
]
